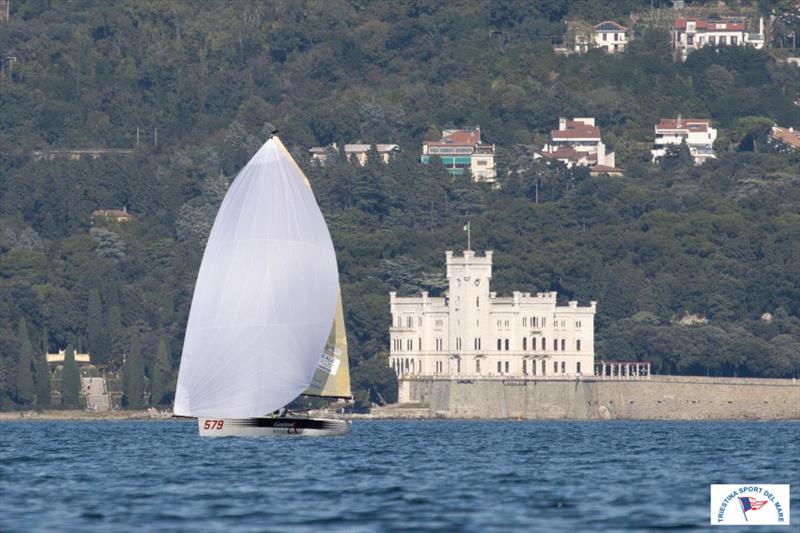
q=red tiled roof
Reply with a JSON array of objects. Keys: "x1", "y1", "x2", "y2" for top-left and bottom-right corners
[
  {"x1": 655, "y1": 118, "x2": 711, "y2": 132},
  {"x1": 590, "y1": 164, "x2": 623, "y2": 174},
  {"x1": 424, "y1": 127, "x2": 484, "y2": 147},
  {"x1": 594, "y1": 21, "x2": 628, "y2": 32},
  {"x1": 552, "y1": 120, "x2": 601, "y2": 140},
  {"x1": 675, "y1": 17, "x2": 746, "y2": 31},
  {"x1": 772, "y1": 126, "x2": 800, "y2": 148}
]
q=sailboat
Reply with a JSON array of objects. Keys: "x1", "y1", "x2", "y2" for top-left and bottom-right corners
[{"x1": 173, "y1": 136, "x2": 352, "y2": 437}]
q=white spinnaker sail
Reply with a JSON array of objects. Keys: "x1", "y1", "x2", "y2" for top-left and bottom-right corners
[{"x1": 173, "y1": 137, "x2": 339, "y2": 418}]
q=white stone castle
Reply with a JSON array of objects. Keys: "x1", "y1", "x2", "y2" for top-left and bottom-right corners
[{"x1": 389, "y1": 250, "x2": 597, "y2": 401}]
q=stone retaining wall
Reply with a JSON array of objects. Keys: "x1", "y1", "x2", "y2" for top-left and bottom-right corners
[{"x1": 398, "y1": 376, "x2": 799, "y2": 420}]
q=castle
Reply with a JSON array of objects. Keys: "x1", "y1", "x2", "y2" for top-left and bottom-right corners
[{"x1": 389, "y1": 250, "x2": 597, "y2": 403}]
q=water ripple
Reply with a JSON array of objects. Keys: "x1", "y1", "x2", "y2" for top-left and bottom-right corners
[{"x1": 0, "y1": 420, "x2": 798, "y2": 531}]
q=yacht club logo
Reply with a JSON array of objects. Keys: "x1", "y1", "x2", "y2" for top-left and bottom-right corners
[{"x1": 711, "y1": 484, "x2": 790, "y2": 526}]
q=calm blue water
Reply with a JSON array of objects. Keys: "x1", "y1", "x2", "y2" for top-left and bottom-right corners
[{"x1": 1, "y1": 420, "x2": 798, "y2": 532}]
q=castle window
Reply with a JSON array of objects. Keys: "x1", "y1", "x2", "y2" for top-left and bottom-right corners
[
  {"x1": 419, "y1": 338, "x2": 422, "y2": 351},
  {"x1": 542, "y1": 318, "x2": 546, "y2": 327},
  {"x1": 553, "y1": 361, "x2": 558, "y2": 373},
  {"x1": 497, "y1": 339, "x2": 502, "y2": 350},
  {"x1": 504, "y1": 339, "x2": 509, "y2": 351},
  {"x1": 523, "y1": 317, "x2": 528, "y2": 327},
  {"x1": 523, "y1": 338, "x2": 527, "y2": 351},
  {"x1": 497, "y1": 361, "x2": 502, "y2": 373},
  {"x1": 577, "y1": 339, "x2": 581, "y2": 352},
  {"x1": 407, "y1": 339, "x2": 413, "y2": 351},
  {"x1": 542, "y1": 338, "x2": 546, "y2": 351},
  {"x1": 532, "y1": 360, "x2": 537, "y2": 376},
  {"x1": 577, "y1": 362, "x2": 581, "y2": 374},
  {"x1": 505, "y1": 320, "x2": 509, "y2": 327},
  {"x1": 476, "y1": 297, "x2": 480, "y2": 308},
  {"x1": 553, "y1": 339, "x2": 558, "y2": 351},
  {"x1": 457, "y1": 359, "x2": 461, "y2": 373},
  {"x1": 418, "y1": 317, "x2": 422, "y2": 327},
  {"x1": 406, "y1": 316, "x2": 412, "y2": 327},
  {"x1": 532, "y1": 337, "x2": 537, "y2": 351},
  {"x1": 542, "y1": 360, "x2": 546, "y2": 375},
  {"x1": 561, "y1": 339, "x2": 566, "y2": 351},
  {"x1": 561, "y1": 361, "x2": 566, "y2": 373},
  {"x1": 476, "y1": 359, "x2": 481, "y2": 373},
  {"x1": 523, "y1": 360, "x2": 527, "y2": 375},
  {"x1": 505, "y1": 361, "x2": 510, "y2": 373}
]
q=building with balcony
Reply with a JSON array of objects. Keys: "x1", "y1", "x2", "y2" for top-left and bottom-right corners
[
  {"x1": 421, "y1": 127, "x2": 496, "y2": 182},
  {"x1": 651, "y1": 117, "x2": 717, "y2": 165},
  {"x1": 536, "y1": 117, "x2": 618, "y2": 172},
  {"x1": 674, "y1": 16, "x2": 765, "y2": 61},
  {"x1": 388, "y1": 250, "x2": 597, "y2": 403}
]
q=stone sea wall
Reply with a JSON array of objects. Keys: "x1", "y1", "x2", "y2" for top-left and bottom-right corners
[{"x1": 391, "y1": 376, "x2": 800, "y2": 420}]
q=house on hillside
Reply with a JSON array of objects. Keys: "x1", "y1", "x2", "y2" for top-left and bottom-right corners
[
  {"x1": 535, "y1": 117, "x2": 620, "y2": 174},
  {"x1": 771, "y1": 126, "x2": 800, "y2": 150},
  {"x1": 592, "y1": 21, "x2": 629, "y2": 53},
  {"x1": 91, "y1": 207, "x2": 134, "y2": 224},
  {"x1": 309, "y1": 143, "x2": 399, "y2": 166},
  {"x1": 556, "y1": 20, "x2": 629, "y2": 55},
  {"x1": 651, "y1": 117, "x2": 717, "y2": 164},
  {"x1": 674, "y1": 16, "x2": 765, "y2": 61},
  {"x1": 421, "y1": 127, "x2": 496, "y2": 182}
]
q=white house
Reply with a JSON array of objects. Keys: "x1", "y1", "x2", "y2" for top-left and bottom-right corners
[
  {"x1": 536, "y1": 117, "x2": 618, "y2": 171},
  {"x1": 593, "y1": 21, "x2": 629, "y2": 53},
  {"x1": 674, "y1": 17, "x2": 765, "y2": 61},
  {"x1": 388, "y1": 250, "x2": 597, "y2": 403},
  {"x1": 421, "y1": 127, "x2": 496, "y2": 182},
  {"x1": 651, "y1": 117, "x2": 717, "y2": 164}
]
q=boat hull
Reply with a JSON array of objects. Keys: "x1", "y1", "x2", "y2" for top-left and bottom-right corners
[{"x1": 197, "y1": 416, "x2": 350, "y2": 437}]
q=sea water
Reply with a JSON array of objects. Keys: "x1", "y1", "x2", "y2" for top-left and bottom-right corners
[{"x1": 0, "y1": 420, "x2": 797, "y2": 532}]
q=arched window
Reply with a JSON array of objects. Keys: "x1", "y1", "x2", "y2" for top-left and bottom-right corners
[
  {"x1": 523, "y1": 360, "x2": 527, "y2": 375},
  {"x1": 541, "y1": 360, "x2": 546, "y2": 375},
  {"x1": 542, "y1": 338, "x2": 546, "y2": 351},
  {"x1": 497, "y1": 361, "x2": 502, "y2": 373},
  {"x1": 523, "y1": 338, "x2": 527, "y2": 350},
  {"x1": 532, "y1": 337, "x2": 537, "y2": 351},
  {"x1": 505, "y1": 361, "x2": 509, "y2": 373},
  {"x1": 577, "y1": 339, "x2": 581, "y2": 352},
  {"x1": 561, "y1": 339, "x2": 565, "y2": 351}
]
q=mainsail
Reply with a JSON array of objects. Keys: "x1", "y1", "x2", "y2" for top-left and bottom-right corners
[
  {"x1": 173, "y1": 137, "x2": 339, "y2": 418},
  {"x1": 303, "y1": 290, "x2": 352, "y2": 399}
]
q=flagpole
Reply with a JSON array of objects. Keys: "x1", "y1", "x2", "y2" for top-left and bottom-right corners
[{"x1": 467, "y1": 221, "x2": 471, "y2": 251}]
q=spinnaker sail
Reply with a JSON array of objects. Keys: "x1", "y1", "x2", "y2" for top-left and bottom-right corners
[{"x1": 173, "y1": 137, "x2": 339, "y2": 418}]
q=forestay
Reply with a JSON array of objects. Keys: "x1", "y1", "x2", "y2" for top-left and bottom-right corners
[{"x1": 173, "y1": 137, "x2": 339, "y2": 418}]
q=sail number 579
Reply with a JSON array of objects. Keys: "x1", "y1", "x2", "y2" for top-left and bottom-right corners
[{"x1": 203, "y1": 420, "x2": 224, "y2": 430}]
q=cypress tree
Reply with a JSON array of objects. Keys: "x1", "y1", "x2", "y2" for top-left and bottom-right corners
[
  {"x1": 123, "y1": 332, "x2": 145, "y2": 409},
  {"x1": 34, "y1": 326, "x2": 51, "y2": 408},
  {"x1": 14, "y1": 318, "x2": 35, "y2": 406},
  {"x1": 61, "y1": 344, "x2": 81, "y2": 408},
  {"x1": 87, "y1": 289, "x2": 111, "y2": 365},
  {"x1": 149, "y1": 336, "x2": 171, "y2": 407},
  {"x1": 107, "y1": 305, "x2": 122, "y2": 367}
]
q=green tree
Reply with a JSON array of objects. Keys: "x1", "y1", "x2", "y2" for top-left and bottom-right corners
[
  {"x1": 123, "y1": 332, "x2": 145, "y2": 409},
  {"x1": 60, "y1": 344, "x2": 81, "y2": 409},
  {"x1": 34, "y1": 326, "x2": 51, "y2": 408},
  {"x1": 14, "y1": 318, "x2": 35, "y2": 406},
  {"x1": 86, "y1": 288, "x2": 111, "y2": 365},
  {"x1": 149, "y1": 336, "x2": 171, "y2": 407}
]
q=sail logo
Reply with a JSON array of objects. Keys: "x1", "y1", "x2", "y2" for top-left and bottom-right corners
[
  {"x1": 711, "y1": 484, "x2": 790, "y2": 525},
  {"x1": 317, "y1": 353, "x2": 341, "y2": 375}
]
